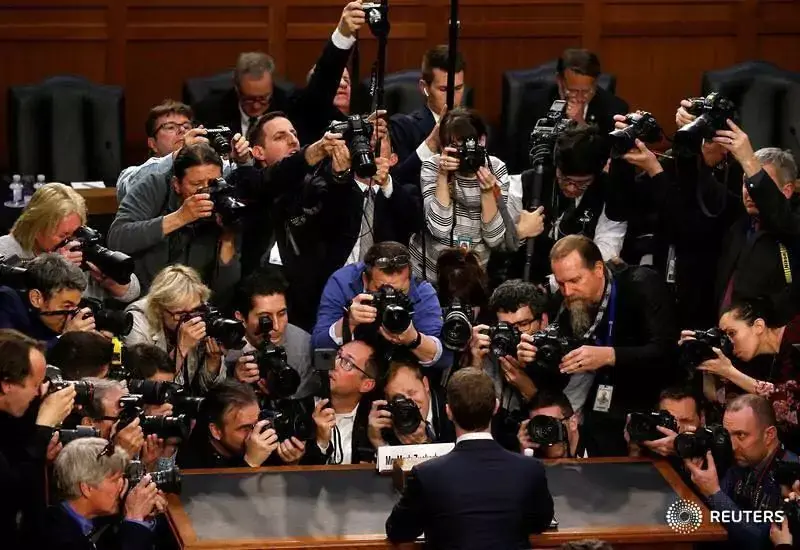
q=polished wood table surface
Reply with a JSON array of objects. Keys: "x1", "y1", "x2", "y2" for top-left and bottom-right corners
[{"x1": 166, "y1": 458, "x2": 726, "y2": 550}]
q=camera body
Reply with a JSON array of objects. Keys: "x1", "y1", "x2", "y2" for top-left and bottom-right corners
[
  {"x1": 58, "y1": 426, "x2": 100, "y2": 445},
  {"x1": 379, "y1": 395, "x2": 423, "y2": 436},
  {"x1": 45, "y1": 365, "x2": 94, "y2": 407},
  {"x1": 674, "y1": 424, "x2": 733, "y2": 475},
  {"x1": 361, "y1": 2, "x2": 389, "y2": 37},
  {"x1": 182, "y1": 303, "x2": 245, "y2": 350},
  {"x1": 680, "y1": 327, "x2": 733, "y2": 369},
  {"x1": 627, "y1": 410, "x2": 679, "y2": 442},
  {"x1": 251, "y1": 344, "x2": 301, "y2": 399},
  {"x1": 205, "y1": 177, "x2": 247, "y2": 226},
  {"x1": 530, "y1": 324, "x2": 583, "y2": 368},
  {"x1": 674, "y1": 93, "x2": 736, "y2": 153},
  {"x1": 329, "y1": 115, "x2": 376, "y2": 179},
  {"x1": 454, "y1": 136, "x2": 487, "y2": 175},
  {"x1": 70, "y1": 226, "x2": 135, "y2": 285},
  {"x1": 125, "y1": 379, "x2": 204, "y2": 417},
  {"x1": 527, "y1": 414, "x2": 568, "y2": 446},
  {"x1": 79, "y1": 297, "x2": 133, "y2": 336},
  {"x1": 481, "y1": 322, "x2": 521, "y2": 358},
  {"x1": 784, "y1": 498, "x2": 800, "y2": 537},
  {"x1": 529, "y1": 100, "x2": 569, "y2": 167},
  {"x1": 370, "y1": 285, "x2": 414, "y2": 334},
  {"x1": 0, "y1": 255, "x2": 29, "y2": 289},
  {"x1": 126, "y1": 460, "x2": 182, "y2": 494},
  {"x1": 117, "y1": 400, "x2": 189, "y2": 440},
  {"x1": 257, "y1": 314, "x2": 273, "y2": 336},
  {"x1": 441, "y1": 300, "x2": 474, "y2": 352},
  {"x1": 258, "y1": 402, "x2": 314, "y2": 441},
  {"x1": 205, "y1": 126, "x2": 232, "y2": 156},
  {"x1": 609, "y1": 111, "x2": 662, "y2": 159}
]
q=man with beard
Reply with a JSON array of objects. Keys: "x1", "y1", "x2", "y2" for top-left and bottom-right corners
[{"x1": 517, "y1": 235, "x2": 678, "y2": 456}]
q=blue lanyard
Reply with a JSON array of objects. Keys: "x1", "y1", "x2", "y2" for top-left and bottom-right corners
[{"x1": 599, "y1": 279, "x2": 617, "y2": 346}]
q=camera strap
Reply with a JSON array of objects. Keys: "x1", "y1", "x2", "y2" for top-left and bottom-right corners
[{"x1": 779, "y1": 243, "x2": 793, "y2": 285}]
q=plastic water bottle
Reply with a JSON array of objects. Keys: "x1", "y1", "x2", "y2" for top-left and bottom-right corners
[
  {"x1": 4, "y1": 174, "x2": 24, "y2": 208},
  {"x1": 22, "y1": 175, "x2": 35, "y2": 205},
  {"x1": 34, "y1": 174, "x2": 46, "y2": 191}
]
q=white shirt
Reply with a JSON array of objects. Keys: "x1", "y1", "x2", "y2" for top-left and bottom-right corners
[
  {"x1": 344, "y1": 177, "x2": 394, "y2": 266},
  {"x1": 456, "y1": 431, "x2": 493, "y2": 444},
  {"x1": 239, "y1": 104, "x2": 253, "y2": 138},
  {"x1": 316, "y1": 399, "x2": 359, "y2": 464}
]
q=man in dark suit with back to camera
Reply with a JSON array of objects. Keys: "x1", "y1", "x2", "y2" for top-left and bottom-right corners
[{"x1": 386, "y1": 367, "x2": 554, "y2": 550}]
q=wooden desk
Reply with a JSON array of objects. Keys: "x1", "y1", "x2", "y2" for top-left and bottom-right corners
[
  {"x1": 166, "y1": 458, "x2": 726, "y2": 550},
  {"x1": 75, "y1": 188, "x2": 118, "y2": 216}
]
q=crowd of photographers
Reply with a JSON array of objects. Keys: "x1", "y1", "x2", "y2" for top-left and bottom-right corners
[{"x1": 0, "y1": 1, "x2": 798, "y2": 548}]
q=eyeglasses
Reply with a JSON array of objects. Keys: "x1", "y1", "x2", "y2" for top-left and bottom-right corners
[
  {"x1": 563, "y1": 88, "x2": 594, "y2": 99},
  {"x1": 39, "y1": 308, "x2": 80, "y2": 317},
  {"x1": 371, "y1": 255, "x2": 410, "y2": 270},
  {"x1": 155, "y1": 122, "x2": 193, "y2": 134},
  {"x1": 164, "y1": 308, "x2": 198, "y2": 320},
  {"x1": 336, "y1": 350, "x2": 373, "y2": 379},
  {"x1": 239, "y1": 93, "x2": 271, "y2": 106},
  {"x1": 509, "y1": 318, "x2": 538, "y2": 332},
  {"x1": 557, "y1": 173, "x2": 595, "y2": 191}
]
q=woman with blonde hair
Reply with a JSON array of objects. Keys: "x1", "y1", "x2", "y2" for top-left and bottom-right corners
[
  {"x1": 0, "y1": 183, "x2": 139, "y2": 302},
  {"x1": 124, "y1": 264, "x2": 226, "y2": 394}
]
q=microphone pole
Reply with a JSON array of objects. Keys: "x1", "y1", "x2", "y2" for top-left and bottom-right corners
[
  {"x1": 446, "y1": 0, "x2": 459, "y2": 109},
  {"x1": 522, "y1": 165, "x2": 544, "y2": 282}
]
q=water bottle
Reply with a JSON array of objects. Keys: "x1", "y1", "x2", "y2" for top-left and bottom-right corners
[
  {"x1": 22, "y1": 175, "x2": 35, "y2": 205},
  {"x1": 34, "y1": 174, "x2": 46, "y2": 191},
  {"x1": 4, "y1": 174, "x2": 24, "y2": 208}
]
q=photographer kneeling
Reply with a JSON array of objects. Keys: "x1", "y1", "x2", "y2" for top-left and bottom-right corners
[
  {"x1": 518, "y1": 391, "x2": 585, "y2": 458},
  {"x1": 368, "y1": 361, "x2": 455, "y2": 449},
  {"x1": 124, "y1": 265, "x2": 229, "y2": 395},
  {"x1": 38, "y1": 437, "x2": 165, "y2": 550}
]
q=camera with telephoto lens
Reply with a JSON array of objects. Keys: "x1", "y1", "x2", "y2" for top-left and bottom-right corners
[
  {"x1": 117, "y1": 399, "x2": 189, "y2": 440},
  {"x1": 609, "y1": 111, "x2": 662, "y2": 159},
  {"x1": 627, "y1": 410, "x2": 679, "y2": 442},
  {"x1": 674, "y1": 424, "x2": 733, "y2": 473},
  {"x1": 205, "y1": 126, "x2": 232, "y2": 156},
  {"x1": 673, "y1": 93, "x2": 737, "y2": 154},
  {"x1": 530, "y1": 324, "x2": 583, "y2": 368},
  {"x1": 379, "y1": 395, "x2": 423, "y2": 436},
  {"x1": 529, "y1": 100, "x2": 570, "y2": 167},
  {"x1": 181, "y1": 303, "x2": 245, "y2": 350},
  {"x1": 79, "y1": 297, "x2": 133, "y2": 336},
  {"x1": 126, "y1": 460, "x2": 182, "y2": 494},
  {"x1": 369, "y1": 285, "x2": 413, "y2": 334},
  {"x1": 680, "y1": 327, "x2": 733, "y2": 369},
  {"x1": 126, "y1": 379, "x2": 205, "y2": 417},
  {"x1": 258, "y1": 401, "x2": 315, "y2": 441},
  {"x1": 251, "y1": 344, "x2": 300, "y2": 399},
  {"x1": 45, "y1": 365, "x2": 94, "y2": 407},
  {"x1": 0, "y1": 255, "x2": 29, "y2": 289},
  {"x1": 69, "y1": 226, "x2": 135, "y2": 285},
  {"x1": 776, "y1": 460, "x2": 800, "y2": 488},
  {"x1": 58, "y1": 426, "x2": 100, "y2": 445},
  {"x1": 204, "y1": 177, "x2": 247, "y2": 226},
  {"x1": 480, "y1": 322, "x2": 521, "y2": 358},
  {"x1": 441, "y1": 300, "x2": 474, "y2": 352},
  {"x1": 527, "y1": 415, "x2": 568, "y2": 446},
  {"x1": 328, "y1": 115, "x2": 376, "y2": 179},
  {"x1": 455, "y1": 136, "x2": 487, "y2": 175}
]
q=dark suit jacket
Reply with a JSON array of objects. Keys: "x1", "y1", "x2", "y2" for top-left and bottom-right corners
[
  {"x1": 382, "y1": 387, "x2": 456, "y2": 446},
  {"x1": 386, "y1": 437, "x2": 554, "y2": 550},
  {"x1": 0, "y1": 287, "x2": 60, "y2": 348},
  {"x1": 389, "y1": 107, "x2": 436, "y2": 187},
  {"x1": 303, "y1": 395, "x2": 377, "y2": 465},
  {"x1": 37, "y1": 505, "x2": 154, "y2": 550},
  {"x1": 193, "y1": 87, "x2": 292, "y2": 137},
  {"x1": 510, "y1": 85, "x2": 629, "y2": 173}
]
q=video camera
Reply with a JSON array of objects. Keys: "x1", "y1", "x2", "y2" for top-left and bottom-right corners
[
  {"x1": 379, "y1": 395, "x2": 423, "y2": 436},
  {"x1": 480, "y1": 322, "x2": 521, "y2": 358},
  {"x1": 627, "y1": 410, "x2": 679, "y2": 443},
  {"x1": 529, "y1": 324, "x2": 583, "y2": 368},
  {"x1": 181, "y1": 303, "x2": 245, "y2": 350},
  {"x1": 527, "y1": 415, "x2": 568, "y2": 446},
  {"x1": 258, "y1": 401, "x2": 315, "y2": 441},
  {"x1": 329, "y1": 115, "x2": 376, "y2": 179},
  {"x1": 205, "y1": 126, "x2": 232, "y2": 156},
  {"x1": 674, "y1": 93, "x2": 737, "y2": 154},
  {"x1": 58, "y1": 426, "x2": 100, "y2": 445},
  {"x1": 441, "y1": 300, "x2": 474, "y2": 352},
  {"x1": 454, "y1": 136, "x2": 487, "y2": 175},
  {"x1": 79, "y1": 297, "x2": 133, "y2": 336},
  {"x1": 117, "y1": 397, "x2": 189, "y2": 440},
  {"x1": 126, "y1": 379, "x2": 205, "y2": 417},
  {"x1": 0, "y1": 256, "x2": 29, "y2": 289},
  {"x1": 251, "y1": 344, "x2": 301, "y2": 399},
  {"x1": 680, "y1": 327, "x2": 733, "y2": 369},
  {"x1": 68, "y1": 226, "x2": 135, "y2": 285},
  {"x1": 608, "y1": 111, "x2": 662, "y2": 159},
  {"x1": 529, "y1": 100, "x2": 570, "y2": 167},
  {"x1": 126, "y1": 460, "x2": 182, "y2": 494},
  {"x1": 45, "y1": 365, "x2": 94, "y2": 407},
  {"x1": 203, "y1": 177, "x2": 247, "y2": 227},
  {"x1": 674, "y1": 424, "x2": 733, "y2": 475},
  {"x1": 369, "y1": 285, "x2": 413, "y2": 334}
]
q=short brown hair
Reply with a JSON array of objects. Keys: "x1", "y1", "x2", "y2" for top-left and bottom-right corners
[
  {"x1": 386, "y1": 361, "x2": 424, "y2": 386},
  {"x1": 439, "y1": 107, "x2": 488, "y2": 146},
  {"x1": 363, "y1": 241, "x2": 410, "y2": 276},
  {"x1": 557, "y1": 49, "x2": 601, "y2": 78},
  {"x1": 549, "y1": 235, "x2": 603, "y2": 269},
  {"x1": 0, "y1": 330, "x2": 45, "y2": 388},
  {"x1": 726, "y1": 394, "x2": 777, "y2": 429},
  {"x1": 145, "y1": 99, "x2": 193, "y2": 138},
  {"x1": 421, "y1": 45, "x2": 466, "y2": 84},
  {"x1": 446, "y1": 367, "x2": 496, "y2": 431}
]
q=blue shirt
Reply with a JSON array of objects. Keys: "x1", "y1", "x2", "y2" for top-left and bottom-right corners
[{"x1": 59, "y1": 501, "x2": 156, "y2": 537}]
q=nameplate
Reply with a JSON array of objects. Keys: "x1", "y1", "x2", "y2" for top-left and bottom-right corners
[
  {"x1": 71, "y1": 181, "x2": 106, "y2": 189},
  {"x1": 376, "y1": 442, "x2": 455, "y2": 473}
]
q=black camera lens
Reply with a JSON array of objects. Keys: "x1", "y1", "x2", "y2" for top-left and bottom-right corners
[
  {"x1": 205, "y1": 127, "x2": 232, "y2": 156},
  {"x1": 382, "y1": 304, "x2": 412, "y2": 334},
  {"x1": 94, "y1": 309, "x2": 133, "y2": 336},
  {"x1": 127, "y1": 380, "x2": 177, "y2": 405},
  {"x1": 254, "y1": 345, "x2": 300, "y2": 399},
  {"x1": 527, "y1": 415, "x2": 567, "y2": 446},
  {"x1": 257, "y1": 314, "x2": 273, "y2": 336},
  {"x1": 627, "y1": 411, "x2": 678, "y2": 443},
  {"x1": 679, "y1": 327, "x2": 732, "y2": 369},
  {"x1": 174, "y1": 394, "x2": 205, "y2": 418},
  {"x1": 127, "y1": 460, "x2": 182, "y2": 494},
  {"x1": 608, "y1": 112, "x2": 662, "y2": 159},
  {"x1": 488, "y1": 322, "x2": 520, "y2": 358},
  {"x1": 441, "y1": 303, "x2": 473, "y2": 352},
  {"x1": 380, "y1": 396, "x2": 422, "y2": 436},
  {"x1": 47, "y1": 367, "x2": 95, "y2": 408},
  {"x1": 58, "y1": 426, "x2": 100, "y2": 445},
  {"x1": 140, "y1": 414, "x2": 189, "y2": 440}
]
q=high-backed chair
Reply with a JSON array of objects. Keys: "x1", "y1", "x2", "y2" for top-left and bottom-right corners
[
  {"x1": 8, "y1": 76, "x2": 124, "y2": 185},
  {"x1": 361, "y1": 70, "x2": 475, "y2": 116}
]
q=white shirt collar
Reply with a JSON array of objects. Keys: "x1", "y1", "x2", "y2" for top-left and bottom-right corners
[
  {"x1": 456, "y1": 431, "x2": 493, "y2": 444},
  {"x1": 355, "y1": 178, "x2": 380, "y2": 193},
  {"x1": 335, "y1": 401, "x2": 359, "y2": 420},
  {"x1": 429, "y1": 106, "x2": 441, "y2": 124},
  {"x1": 425, "y1": 397, "x2": 434, "y2": 425}
]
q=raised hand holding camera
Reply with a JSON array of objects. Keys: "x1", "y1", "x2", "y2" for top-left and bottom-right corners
[
  {"x1": 338, "y1": 0, "x2": 366, "y2": 37},
  {"x1": 56, "y1": 240, "x2": 83, "y2": 266},
  {"x1": 313, "y1": 398, "x2": 337, "y2": 447},
  {"x1": 63, "y1": 307, "x2": 96, "y2": 334},
  {"x1": 177, "y1": 192, "x2": 214, "y2": 226},
  {"x1": 368, "y1": 400, "x2": 392, "y2": 448},
  {"x1": 177, "y1": 316, "x2": 206, "y2": 357},
  {"x1": 124, "y1": 474, "x2": 159, "y2": 522},
  {"x1": 516, "y1": 332, "x2": 538, "y2": 365},
  {"x1": 684, "y1": 450, "x2": 721, "y2": 498},
  {"x1": 696, "y1": 347, "x2": 736, "y2": 379},
  {"x1": 234, "y1": 354, "x2": 260, "y2": 384},
  {"x1": 438, "y1": 146, "x2": 460, "y2": 175},
  {"x1": 276, "y1": 437, "x2": 306, "y2": 465},
  {"x1": 114, "y1": 416, "x2": 145, "y2": 458},
  {"x1": 244, "y1": 420, "x2": 279, "y2": 467},
  {"x1": 36, "y1": 383, "x2": 76, "y2": 428},
  {"x1": 348, "y1": 293, "x2": 378, "y2": 330},
  {"x1": 712, "y1": 119, "x2": 761, "y2": 176},
  {"x1": 229, "y1": 132, "x2": 252, "y2": 165},
  {"x1": 425, "y1": 104, "x2": 447, "y2": 154}
]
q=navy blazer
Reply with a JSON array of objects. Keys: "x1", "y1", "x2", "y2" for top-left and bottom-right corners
[
  {"x1": 0, "y1": 286, "x2": 60, "y2": 348},
  {"x1": 37, "y1": 505, "x2": 154, "y2": 550},
  {"x1": 386, "y1": 437, "x2": 554, "y2": 550},
  {"x1": 390, "y1": 107, "x2": 436, "y2": 187}
]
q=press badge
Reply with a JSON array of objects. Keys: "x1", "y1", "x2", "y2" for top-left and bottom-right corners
[
  {"x1": 457, "y1": 237, "x2": 471, "y2": 250},
  {"x1": 593, "y1": 384, "x2": 614, "y2": 413}
]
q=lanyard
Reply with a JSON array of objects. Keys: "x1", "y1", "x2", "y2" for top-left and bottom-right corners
[{"x1": 599, "y1": 279, "x2": 618, "y2": 347}]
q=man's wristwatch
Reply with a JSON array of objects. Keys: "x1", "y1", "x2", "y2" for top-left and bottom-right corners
[{"x1": 407, "y1": 330, "x2": 423, "y2": 349}]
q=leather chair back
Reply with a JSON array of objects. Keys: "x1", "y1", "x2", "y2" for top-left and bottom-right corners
[
  {"x1": 361, "y1": 70, "x2": 475, "y2": 116},
  {"x1": 182, "y1": 70, "x2": 297, "y2": 108},
  {"x1": 8, "y1": 76, "x2": 124, "y2": 185}
]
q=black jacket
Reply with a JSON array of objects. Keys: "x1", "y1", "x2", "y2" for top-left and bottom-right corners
[
  {"x1": 716, "y1": 168, "x2": 800, "y2": 315},
  {"x1": 36, "y1": 504, "x2": 154, "y2": 550},
  {"x1": 386, "y1": 437, "x2": 554, "y2": 549},
  {"x1": 193, "y1": 87, "x2": 293, "y2": 138},
  {"x1": 0, "y1": 287, "x2": 60, "y2": 348},
  {"x1": 303, "y1": 395, "x2": 376, "y2": 465},
  {"x1": 389, "y1": 107, "x2": 436, "y2": 187}
]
